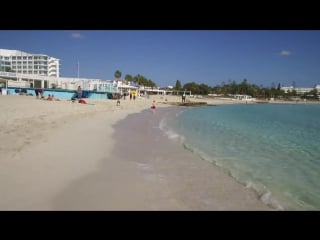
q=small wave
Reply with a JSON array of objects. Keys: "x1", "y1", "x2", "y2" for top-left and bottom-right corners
[
  {"x1": 179, "y1": 138, "x2": 286, "y2": 211},
  {"x1": 182, "y1": 142, "x2": 221, "y2": 167},
  {"x1": 259, "y1": 191, "x2": 285, "y2": 210},
  {"x1": 242, "y1": 180, "x2": 284, "y2": 210},
  {"x1": 166, "y1": 130, "x2": 182, "y2": 140},
  {"x1": 159, "y1": 118, "x2": 185, "y2": 143},
  {"x1": 245, "y1": 181, "x2": 254, "y2": 189}
]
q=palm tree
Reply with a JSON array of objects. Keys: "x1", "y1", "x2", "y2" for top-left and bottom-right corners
[
  {"x1": 124, "y1": 74, "x2": 133, "y2": 84},
  {"x1": 114, "y1": 70, "x2": 122, "y2": 80}
]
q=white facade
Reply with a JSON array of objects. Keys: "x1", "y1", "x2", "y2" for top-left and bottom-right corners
[
  {"x1": 0, "y1": 49, "x2": 60, "y2": 77},
  {"x1": 232, "y1": 94, "x2": 256, "y2": 101},
  {"x1": 281, "y1": 86, "x2": 315, "y2": 94},
  {"x1": 0, "y1": 71, "x2": 118, "y2": 93}
]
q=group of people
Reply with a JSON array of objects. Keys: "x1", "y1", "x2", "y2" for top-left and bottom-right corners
[
  {"x1": 34, "y1": 88, "x2": 61, "y2": 101},
  {"x1": 45, "y1": 94, "x2": 60, "y2": 101},
  {"x1": 129, "y1": 92, "x2": 137, "y2": 101},
  {"x1": 32, "y1": 86, "x2": 157, "y2": 107}
]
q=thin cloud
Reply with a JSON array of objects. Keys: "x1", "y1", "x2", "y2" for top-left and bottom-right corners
[
  {"x1": 71, "y1": 32, "x2": 85, "y2": 39},
  {"x1": 279, "y1": 50, "x2": 292, "y2": 56}
]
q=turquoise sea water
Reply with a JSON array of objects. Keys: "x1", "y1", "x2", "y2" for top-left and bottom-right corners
[{"x1": 160, "y1": 104, "x2": 320, "y2": 210}]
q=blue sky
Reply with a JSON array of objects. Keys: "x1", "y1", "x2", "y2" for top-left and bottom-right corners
[{"x1": 1, "y1": 30, "x2": 320, "y2": 88}]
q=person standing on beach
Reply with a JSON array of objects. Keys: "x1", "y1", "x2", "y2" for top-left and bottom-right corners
[
  {"x1": 151, "y1": 100, "x2": 156, "y2": 109},
  {"x1": 77, "y1": 86, "x2": 82, "y2": 99},
  {"x1": 39, "y1": 88, "x2": 44, "y2": 99},
  {"x1": 35, "y1": 89, "x2": 39, "y2": 99},
  {"x1": 116, "y1": 94, "x2": 120, "y2": 106},
  {"x1": 151, "y1": 100, "x2": 156, "y2": 113},
  {"x1": 182, "y1": 94, "x2": 186, "y2": 103}
]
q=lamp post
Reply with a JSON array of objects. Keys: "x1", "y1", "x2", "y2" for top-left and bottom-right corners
[{"x1": 77, "y1": 61, "x2": 79, "y2": 79}]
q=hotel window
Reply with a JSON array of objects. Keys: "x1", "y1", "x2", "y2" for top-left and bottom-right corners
[
  {"x1": 23, "y1": 56, "x2": 27, "y2": 60},
  {"x1": 28, "y1": 56, "x2": 32, "y2": 60}
]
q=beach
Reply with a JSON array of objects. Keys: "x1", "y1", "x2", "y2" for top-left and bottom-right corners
[{"x1": 0, "y1": 94, "x2": 272, "y2": 210}]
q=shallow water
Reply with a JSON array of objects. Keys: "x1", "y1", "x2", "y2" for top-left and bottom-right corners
[{"x1": 160, "y1": 104, "x2": 320, "y2": 210}]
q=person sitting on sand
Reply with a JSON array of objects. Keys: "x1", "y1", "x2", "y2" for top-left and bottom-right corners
[
  {"x1": 47, "y1": 94, "x2": 53, "y2": 101},
  {"x1": 51, "y1": 94, "x2": 61, "y2": 101}
]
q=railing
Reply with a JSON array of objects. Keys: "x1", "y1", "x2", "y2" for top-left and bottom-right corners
[{"x1": 0, "y1": 71, "x2": 17, "y2": 78}]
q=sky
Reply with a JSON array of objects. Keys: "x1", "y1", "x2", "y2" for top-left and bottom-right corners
[{"x1": 1, "y1": 30, "x2": 320, "y2": 88}]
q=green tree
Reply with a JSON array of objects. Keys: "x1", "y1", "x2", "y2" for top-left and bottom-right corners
[
  {"x1": 133, "y1": 74, "x2": 143, "y2": 85},
  {"x1": 239, "y1": 79, "x2": 249, "y2": 94},
  {"x1": 175, "y1": 80, "x2": 182, "y2": 90},
  {"x1": 147, "y1": 79, "x2": 156, "y2": 89},
  {"x1": 183, "y1": 82, "x2": 199, "y2": 94},
  {"x1": 198, "y1": 83, "x2": 211, "y2": 95},
  {"x1": 124, "y1": 74, "x2": 133, "y2": 84},
  {"x1": 114, "y1": 70, "x2": 122, "y2": 79},
  {"x1": 132, "y1": 74, "x2": 157, "y2": 88}
]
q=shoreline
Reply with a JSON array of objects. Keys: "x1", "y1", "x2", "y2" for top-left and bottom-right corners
[
  {"x1": 0, "y1": 95, "x2": 273, "y2": 210},
  {"x1": 110, "y1": 107, "x2": 273, "y2": 210}
]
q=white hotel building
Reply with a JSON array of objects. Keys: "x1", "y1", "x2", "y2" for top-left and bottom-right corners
[
  {"x1": 0, "y1": 49, "x2": 119, "y2": 94},
  {"x1": 0, "y1": 49, "x2": 60, "y2": 77},
  {"x1": 0, "y1": 49, "x2": 163, "y2": 96},
  {"x1": 281, "y1": 85, "x2": 320, "y2": 94}
]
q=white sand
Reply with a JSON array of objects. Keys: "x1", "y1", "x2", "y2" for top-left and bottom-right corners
[{"x1": 0, "y1": 94, "x2": 272, "y2": 210}]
